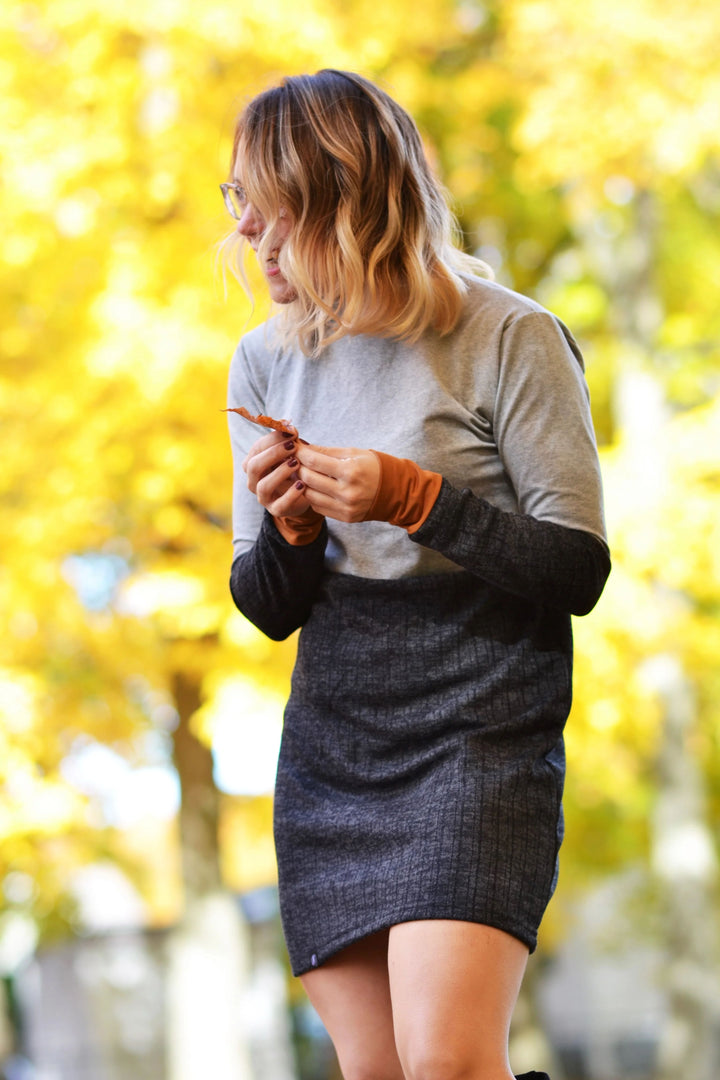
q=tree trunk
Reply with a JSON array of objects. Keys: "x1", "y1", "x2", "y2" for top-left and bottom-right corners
[
  {"x1": 165, "y1": 669, "x2": 254, "y2": 1080},
  {"x1": 171, "y1": 671, "x2": 223, "y2": 903},
  {"x1": 647, "y1": 656, "x2": 720, "y2": 1080}
]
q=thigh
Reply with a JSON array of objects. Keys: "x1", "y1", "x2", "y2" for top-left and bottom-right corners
[
  {"x1": 388, "y1": 920, "x2": 528, "y2": 1080},
  {"x1": 300, "y1": 929, "x2": 405, "y2": 1080}
]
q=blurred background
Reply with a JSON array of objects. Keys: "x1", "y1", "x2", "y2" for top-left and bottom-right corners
[{"x1": 1, "y1": 0, "x2": 719, "y2": 1077}]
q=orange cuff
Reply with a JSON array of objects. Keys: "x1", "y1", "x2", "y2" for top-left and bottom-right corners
[
  {"x1": 274, "y1": 510, "x2": 324, "y2": 546},
  {"x1": 364, "y1": 451, "x2": 443, "y2": 533}
]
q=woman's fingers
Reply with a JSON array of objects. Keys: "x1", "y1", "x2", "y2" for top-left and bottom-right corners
[
  {"x1": 241, "y1": 429, "x2": 286, "y2": 461},
  {"x1": 242, "y1": 436, "x2": 382, "y2": 522},
  {"x1": 243, "y1": 432, "x2": 298, "y2": 491},
  {"x1": 266, "y1": 479, "x2": 314, "y2": 519},
  {"x1": 254, "y1": 452, "x2": 303, "y2": 501},
  {"x1": 294, "y1": 445, "x2": 380, "y2": 522},
  {"x1": 239, "y1": 429, "x2": 318, "y2": 519}
]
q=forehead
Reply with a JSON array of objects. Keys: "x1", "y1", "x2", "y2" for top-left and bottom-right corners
[{"x1": 231, "y1": 148, "x2": 257, "y2": 187}]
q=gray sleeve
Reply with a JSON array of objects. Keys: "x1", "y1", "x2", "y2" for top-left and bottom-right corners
[
  {"x1": 227, "y1": 337, "x2": 269, "y2": 558},
  {"x1": 494, "y1": 311, "x2": 607, "y2": 542},
  {"x1": 410, "y1": 310, "x2": 611, "y2": 615},
  {"x1": 226, "y1": 335, "x2": 330, "y2": 639}
]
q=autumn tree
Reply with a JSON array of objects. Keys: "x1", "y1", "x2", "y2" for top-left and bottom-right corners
[{"x1": 2, "y1": 1, "x2": 719, "y2": 1076}]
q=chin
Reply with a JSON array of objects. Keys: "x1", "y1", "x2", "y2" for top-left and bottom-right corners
[{"x1": 270, "y1": 284, "x2": 298, "y2": 304}]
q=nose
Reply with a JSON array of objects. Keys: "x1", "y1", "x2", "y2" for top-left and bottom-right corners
[{"x1": 237, "y1": 202, "x2": 265, "y2": 242}]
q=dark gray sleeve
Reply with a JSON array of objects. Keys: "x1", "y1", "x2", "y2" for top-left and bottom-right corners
[
  {"x1": 410, "y1": 479, "x2": 610, "y2": 616},
  {"x1": 229, "y1": 512, "x2": 329, "y2": 640}
]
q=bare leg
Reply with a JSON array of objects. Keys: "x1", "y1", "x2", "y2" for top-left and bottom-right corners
[
  {"x1": 300, "y1": 929, "x2": 405, "y2": 1080},
  {"x1": 389, "y1": 920, "x2": 528, "y2": 1080}
]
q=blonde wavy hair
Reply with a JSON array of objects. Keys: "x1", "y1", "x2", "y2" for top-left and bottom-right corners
[{"x1": 225, "y1": 69, "x2": 490, "y2": 355}]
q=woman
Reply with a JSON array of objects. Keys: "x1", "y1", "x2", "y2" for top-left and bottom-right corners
[{"x1": 224, "y1": 69, "x2": 609, "y2": 1080}]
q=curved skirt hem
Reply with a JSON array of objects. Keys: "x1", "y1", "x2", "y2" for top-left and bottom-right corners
[{"x1": 289, "y1": 905, "x2": 541, "y2": 977}]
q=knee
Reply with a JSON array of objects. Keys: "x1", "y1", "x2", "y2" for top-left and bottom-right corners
[
  {"x1": 400, "y1": 1045, "x2": 478, "y2": 1080},
  {"x1": 338, "y1": 1060, "x2": 403, "y2": 1080}
]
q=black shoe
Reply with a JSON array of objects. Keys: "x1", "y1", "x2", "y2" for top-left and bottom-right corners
[{"x1": 514, "y1": 1073, "x2": 551, "y2": 1080}]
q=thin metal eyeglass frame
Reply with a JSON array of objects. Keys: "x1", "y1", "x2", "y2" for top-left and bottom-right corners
[{"x1": 220, "y1": 182, "x2": 247, "y2": 220}]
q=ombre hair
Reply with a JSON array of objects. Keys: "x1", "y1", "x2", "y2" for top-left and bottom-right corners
[{"x1": 226, "y1": 69, "x2": 490, "y2": 355}]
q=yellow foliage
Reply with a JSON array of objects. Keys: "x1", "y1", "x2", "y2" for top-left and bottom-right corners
[
  {"x1": 1, "y1": 0, "x2": 719, "y2": 944},
  {"x1": 504, "y1": 0, "x2": 720, "y2": 186},
  {"x1": 564, "y1": 391, "x2": 720, "y2": 890},
  {"x1": 221, "y1": 797, "x2": 277, "y2": 893}
]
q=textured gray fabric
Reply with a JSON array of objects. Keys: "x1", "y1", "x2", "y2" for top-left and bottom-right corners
[
  {"x1": 227, "y1": 275, "x2": 607, "y2": 579},
  {"x1": 230, "y1": 512, "x2": 329, "y2": 640},
  {"x1": 410, "y1": 481, "x2": 610, "y2": 616},
  {"x1": 230, "y1": 483, "x2": 610, "y2": 637},
  {"x1": 226, "y1": 275, "x2": 610, "y2": 977},
  {"x1": 274, "y1": 570, "x2": 569, "y2": 975}
]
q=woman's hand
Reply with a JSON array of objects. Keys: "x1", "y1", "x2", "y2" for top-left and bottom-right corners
[
  {"x1": 242, "y1": 430, "x2": 316, "y2": 521},
  {"x1": 293, "y1": 444, "x2": 381, "y2": 522}
]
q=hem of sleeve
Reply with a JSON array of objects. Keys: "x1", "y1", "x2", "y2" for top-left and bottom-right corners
[{"x1": 408, "y1": 478, "x2": 462, "y2": 546}]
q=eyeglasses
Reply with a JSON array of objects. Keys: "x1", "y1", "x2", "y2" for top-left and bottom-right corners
[{"x1": 220, "y1": 182, "x2": 247, "y2": 220}]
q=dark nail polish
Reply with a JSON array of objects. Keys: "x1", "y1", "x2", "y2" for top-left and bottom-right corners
[
  {"x1": 295, "y1": 480, "x2": 304, "y2": 490},
  {"x1": 287, "y1": 457, "x2": 298, "y2": 467},
  {"x1": 284, "y1": 440, "x2": 295, "y2": 450}
]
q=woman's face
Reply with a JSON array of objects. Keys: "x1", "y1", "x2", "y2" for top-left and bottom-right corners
[{"x1": 235, "y1": 190, "x2": 296, "y2": 305}]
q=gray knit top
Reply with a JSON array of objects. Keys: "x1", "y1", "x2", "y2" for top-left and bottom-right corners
[
  {"x1": 228, "y1": 276, "x2": 606, "y2": 571},
  {"x1": 228, "y1": 275, "x2": 610, "y2": 635}
]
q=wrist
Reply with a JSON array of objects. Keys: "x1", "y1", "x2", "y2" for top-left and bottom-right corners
[
  {"x1": 364, "y1": 451, "x2": 443, "y2": 532},
  {"x1": 274, "y1": 507, "x2": 325, "y2": 546}
]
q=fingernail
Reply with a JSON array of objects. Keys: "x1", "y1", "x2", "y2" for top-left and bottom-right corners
[
  {"x1": 284, "y1": 440, "x2": 295, "y2": 450},
  {"x1": 287, "y1": 457, "x2": 298, "y2": 467},
  {"x1": 295, "y1": 480, "x2": 304, "y2": 490}
]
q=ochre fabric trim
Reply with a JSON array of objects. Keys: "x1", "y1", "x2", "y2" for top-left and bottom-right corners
[
  {"x1": 365, "y1": 451, "x2": 443, "y2": 533},
  {"x1": 274, "y1": 511, "x2": 325, "y2": 546}
]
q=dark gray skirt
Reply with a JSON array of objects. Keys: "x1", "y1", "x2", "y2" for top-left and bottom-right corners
[{"x1": 273, "y1": 570, "x2": 571, "y2": 976}]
